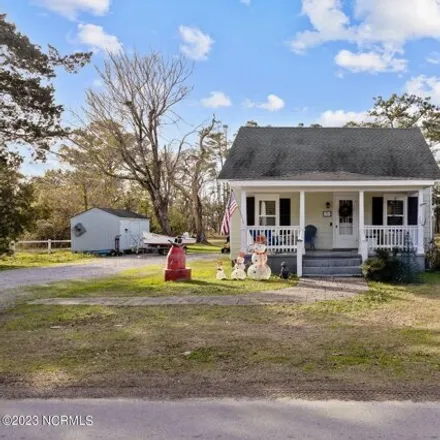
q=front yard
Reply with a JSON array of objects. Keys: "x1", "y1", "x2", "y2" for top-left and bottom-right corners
[
  {"x1": 21, "y1": 258, "x2": 296, "y2": 299},
  {"x1": 0, "y1": 251, "x2": 95, "y2": 271},
  {"x1": 1, "y1": 262, "x2": 440, "y2": 399}
]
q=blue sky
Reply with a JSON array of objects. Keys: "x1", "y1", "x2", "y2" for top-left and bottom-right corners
[{"x1": 3, "y1": 0, "x2": 440, "y2": 174}]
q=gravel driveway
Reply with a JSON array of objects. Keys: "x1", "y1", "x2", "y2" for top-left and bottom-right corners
[{"x1": 0, "y1": 253, "x2": 216, "y2": 291}]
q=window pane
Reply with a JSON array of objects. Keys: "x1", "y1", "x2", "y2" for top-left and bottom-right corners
[
  {"x1": 388, "y1": 216, "x2": 404, "y2": 226},
  {"x1": 339, "y1": 217, "x2": 354, "y2": 235},
  {"x1": 339, "y1": 200, "x2": 353, "y2": 218},
  {"x1": 259, "y1": 201, "x2": 275, "y2": 216},
  {"x1": 259, "y1": 216, "x2": 276, "y2": 226},
  {"x1": 387, "y1": 200, "x2": 404, "y2": 216}
]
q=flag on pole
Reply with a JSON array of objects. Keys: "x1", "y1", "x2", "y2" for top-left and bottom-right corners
[{"x1": 220, "y1": 192, "x2": 238, "y2": 235}]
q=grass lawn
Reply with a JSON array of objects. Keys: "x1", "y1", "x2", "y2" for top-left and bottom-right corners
[
  {"x1": 22, "y1": 258, "x2": 297, "y2": 299},
  {"x1": 0, "y1": 251, "x2": 95, "y2": 271},
  {"x1": 1, "y1": 271, "x2": 440, "y2": 399},
  {"x1": 186, "y1": 239, "x2": 224, "y2": 254}
]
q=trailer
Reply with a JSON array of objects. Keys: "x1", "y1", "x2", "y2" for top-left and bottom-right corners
[{"x1": 143, "y1": 232, "x2": 196, "y2": 255}]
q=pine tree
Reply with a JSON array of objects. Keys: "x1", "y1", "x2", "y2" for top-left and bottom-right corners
[{"x1": 0, "y1": 14, "x2": 91, "y2": 158}]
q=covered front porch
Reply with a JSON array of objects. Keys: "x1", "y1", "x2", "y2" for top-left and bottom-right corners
[{"x1": 233, "y1": 184, "x2": 430, "y2": 277}]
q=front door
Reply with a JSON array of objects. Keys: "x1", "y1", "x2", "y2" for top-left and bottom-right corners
[{"x1": 333, "y1": 194, "x2": 358, "y2": 249}]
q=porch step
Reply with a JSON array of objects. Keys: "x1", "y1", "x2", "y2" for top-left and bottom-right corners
[
  {"x1": 305, "y1": 250, "x2": 359, "y2": 258},
  {"x1": 303, "y1": 258, "x2": 362, "y2": 268},
  {"x1": 302, "y1": 251, "x2": 362, "y2": 277},
  {"x1": 302, "y1": 266, "x2": 363, "y2": 277}
]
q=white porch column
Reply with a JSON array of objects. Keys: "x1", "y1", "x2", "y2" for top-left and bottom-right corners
[
  {"x1": 418, "y1": 189, "x2": 425, "y2": 255},
  {"x1": 359, "y1": 190, "x2": 368, "y2": 262},
  {"x1": 240, "y1": 189, "x2": 247, "y2": 252},
  {"x1": 299, "y1": 191, "x2": 305, "y2": 240},
  {"x1": 297, "y1": 191, "x2": 305, "y2": 277}
]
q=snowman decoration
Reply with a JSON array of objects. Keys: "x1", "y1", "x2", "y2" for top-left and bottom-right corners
[
  {"x1": 216, "y1": 260, "x2": 227, "y2": 280},
  {"x1": 247, "y1": 235, "x2": 272, "y2": 280},
  {"x1": 231, "y1": 252, "x2": 247, "y2": 280}
]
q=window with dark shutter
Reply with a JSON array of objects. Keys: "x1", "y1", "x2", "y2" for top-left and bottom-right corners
[
  {"x1": 279, "y1": 199, "x2": 291, "y2": 226},
  {"x1": 386, "y1": 199, "x2": 405, "y2": 225},
  {"x1": 408, "y1": 197, "x2": 418, "y2": 226},
  {"x1": 246, "y1": 197, "x2": 255, "y2": 226},
  {"x1": 372, "y1": 197, "x2": 383, "y2": 225}
]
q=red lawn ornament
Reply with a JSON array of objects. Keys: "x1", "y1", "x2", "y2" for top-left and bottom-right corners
[{"x1": 164, "y1": 239, "x2": 192, "y2": 282}]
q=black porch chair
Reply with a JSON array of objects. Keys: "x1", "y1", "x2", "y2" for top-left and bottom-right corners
[{"x1": 304, "y1": 225, "x2": 317, "y2": 250}]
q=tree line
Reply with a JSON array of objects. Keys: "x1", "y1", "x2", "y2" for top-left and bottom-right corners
[{"x1": 0, "y1": 14, "x2": 439, "y2": 255}]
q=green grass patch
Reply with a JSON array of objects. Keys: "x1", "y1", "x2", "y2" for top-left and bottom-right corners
[
  {"x1": 2, "y1": 266, "x2": 440, "y2": 398},
  {"x1": 2, "y1": 281, "x2": 440, "y2": 396},
  {"x1": 186, "y1": 239, "x2": 224, "y2": 254},
  {"x1": 0, "y1": 251, "x2": 95, "y2": 271},
  {"x1": 24, "y1": 258, "x2": 297, "y2": 300}
]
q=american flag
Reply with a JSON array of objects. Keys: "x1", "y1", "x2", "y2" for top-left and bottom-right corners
[{"x1": 220, "y1": 192, "x2": 238, "y2": 235}]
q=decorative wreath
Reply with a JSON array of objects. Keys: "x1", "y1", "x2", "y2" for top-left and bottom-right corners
[{"x1": 338, "y1": 203, "x2": 352, "y2": 218}]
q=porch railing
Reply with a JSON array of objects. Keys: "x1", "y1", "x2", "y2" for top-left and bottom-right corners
[
  {"x1": 363, "y1": 226, "x2": 419, "y2": 252},
  {"x1": 245, "y1": 226, "x2": 301, "y2": 254}
]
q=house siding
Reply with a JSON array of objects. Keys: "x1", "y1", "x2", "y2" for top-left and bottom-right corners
[
  {"x1": 305, "y1": 192, "x2": 333, "y2": 249},
  {"x1": 364, "y1": 189, "x2": 433, "y2": 245},
  {"x1": 230, "y1": 187, "x2": 435, "y2": 258},
  {"x1": 230, "y1": 191, "x2": 300, "y2": 258}
]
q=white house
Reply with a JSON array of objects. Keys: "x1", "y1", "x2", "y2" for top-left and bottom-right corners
[
  {"x1": 70, "y1": 208, "x2": 150, "y2": 254},
  {"x1": 218, "y1": 127, "x2": 440, "y2": 277}
]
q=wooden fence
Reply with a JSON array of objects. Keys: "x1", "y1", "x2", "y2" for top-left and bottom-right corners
[{"x1": 12, "y1": 240, "x2": 71, "y2": 254}]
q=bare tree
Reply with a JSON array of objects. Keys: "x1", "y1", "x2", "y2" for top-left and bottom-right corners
[
  {"x1": 75, "y1": 51, "x2": 193, "y2": 235},
  {"x1": 171, "y1": 118, "x2": 218, "y2": 242}
]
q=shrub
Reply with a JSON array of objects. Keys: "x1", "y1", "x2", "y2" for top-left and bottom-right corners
[
  {"x1": 362, "y1": 248, "x2": 421, "y2": 284},
  {"x1": 426, "y1": 239, "x2": 440, "y2": 271},
  {"x1": 362, "y1": 250, "x2": 400, "y2": 282}
]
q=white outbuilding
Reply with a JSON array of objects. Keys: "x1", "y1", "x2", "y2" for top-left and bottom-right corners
[{"x1": 70, "y1": 208, "x2": 150, "y2": 254}]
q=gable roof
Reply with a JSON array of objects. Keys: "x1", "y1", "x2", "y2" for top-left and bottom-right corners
[
  {"x1": 218, "y1": 127, "x2": 440, "y2": 181},
  {"x1": 98, "y1": 208, "x2": 149, "y2": 219},
  {"x1": 72, "y1": 208, "x2": 148, "y2": 220}
]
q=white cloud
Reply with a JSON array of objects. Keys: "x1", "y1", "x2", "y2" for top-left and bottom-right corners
[
  {"x1": 92, "y1": 78, "x2": 104, "y2": 88},
  {"x1": 335, "y1": 49, "x2": 407, "y2": 73},
  {"x1": 77, "y1": 23, "x2": 122, "y2": 54},
  {"x1": 245, "y1": 94, "x2": 285, "y2": 112},
  {"x1": 405, "y1": 75, "x2": 440, "y2": 105},
  {"x1": 290, "y1": 0, "x2": 440, "y2": 73},
  {"x1": 354, "y1": 0, "x2": 440, "y2": 50},
  {"x1": 317, "y1": 110, "x2": 373, "y2": 127},
  {"x1": 200, "y1": 91, "x2": 232, "y2": 108},
  {"x1": 427, "y1": 52, "x2": 440, "y2": 64},
  {"x1": 240, "y1": 0, "x2": 251, "y2": 5},
  {"x1": 35, "y1": 0, "x2": 110, "y2": 20},
  {"x1": 289, "y1": 0, "x2": 353, "y2": 54},
  {"x1": 178, "y1": 26, "x2": 214, "y2": 61},
  {"x1": 292, "y1": 0, "x2": 440, "y2": 52}
]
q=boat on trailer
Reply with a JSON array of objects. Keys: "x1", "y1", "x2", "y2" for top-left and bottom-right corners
[{"x1": 143, "y1": 232, "x2": 196, "y2": 254}]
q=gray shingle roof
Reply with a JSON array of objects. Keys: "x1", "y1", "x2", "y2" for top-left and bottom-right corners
[
  {"x1": 218, "y1": 127, "x2": 440, "y2": 181},
  {"x1": 98, "y1": 208, "x2": 148, "y2": 219}
]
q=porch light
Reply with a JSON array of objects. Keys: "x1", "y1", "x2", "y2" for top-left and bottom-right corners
[{"x1": 326, "y1": 202, "x2": 331, "y2": 209}]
